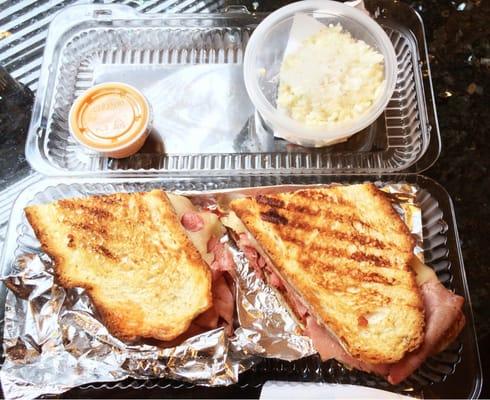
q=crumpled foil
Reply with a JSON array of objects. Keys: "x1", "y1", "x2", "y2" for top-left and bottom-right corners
[
  {"x1": 0, "y1": 183, "x2": 423, "y2": 400},
  {"x1": 379, "y1": 182, "x2": 424, "y2": 262},
  {"x1": 0, "y1": 244, "x2": 314, "y2": 400}
]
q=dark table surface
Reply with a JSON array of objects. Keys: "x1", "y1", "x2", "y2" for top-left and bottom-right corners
[
  {"x1": 408, "y1": 1, "x2": 490, "y2": 397},
  {"x1": 0, "y1": 0, "x2": 488, "y2": 398}
]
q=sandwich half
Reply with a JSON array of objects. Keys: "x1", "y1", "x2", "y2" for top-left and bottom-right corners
[
  {"x1": 224, "y1": 183, "x2": 465, "y2": 383},
  {"x1": 25, "y1": 189, "x2": 232, "y2": 343}
]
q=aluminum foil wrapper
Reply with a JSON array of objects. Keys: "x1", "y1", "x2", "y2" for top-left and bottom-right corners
[
  {"x1": 379, "y1": 182, "x2": 424, "y2": 262},
  {"x1": 0, "y1": 246, "x2": 314, "y2": 400},
  {"x1": 230, "y1": 246, "x2": 314, "y2": 359},
  {"x1": 0, "y1": 182, "x2": 423, "y2": 400}
]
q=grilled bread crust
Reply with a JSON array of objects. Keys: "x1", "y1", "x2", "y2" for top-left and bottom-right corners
[
  {"x1": 25, "y1": 190, "x2": 212, "y2": 342},
  {"x1": 231, "y1": 183, "x2": 425, "y2": 364}
]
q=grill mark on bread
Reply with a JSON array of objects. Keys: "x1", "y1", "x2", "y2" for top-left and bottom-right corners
[
  {"x1": 58, "y1": 201, "x2": 114, "y2": 220},
  {"x1": 286, "y1": 219, "x2": 387, "y2": 250},
  {"x1": 289, "y1": 205, "x2": 372, "y2": 230},
  {"x1": 351, "y1": 252, "x2": 391, "y2": 268},
  {"x1": 255, "y1": 199, "x2": 374, "y2": 231},
  {"x1": 94, "y1": 195, "x2": 124, "y2": 205},
  {"x1": 73, "y1": 221, "x2": 107, "y2": 234},
  {"x1": 294, "y1": 255, "x2": 397, "y2": 293},
  {"x1": 240, "y1": 205, "x2": 372, "y2": 232},
  {"x1": 67, "y1": 233, "x2": 75, "y2": 248},
  {"x1": 260, "y1": 209, "x2": 288, "y2": 225},
  {"x1": 278, "y1": 207, "x2": 409, "y2": 256},
  {"x1": 312, "y1": 272, "x2": 394, "y2": 303},
  {"x1": 277, "y1": 231, "x2": 393, "y2": 269},
  {"x1": 346, "y1": 268, "x2": 396, "y2": 286},
  {"x1": 256, "y1": 195, "x2": 285, "y2": 208},
  {"x1": 303, "y1": 257, "x2": 397, "y2": 287},
  {"x1": 294, "y1": 189, "x2": 350, "y2": 206},
  {"x1": 92, "y1": 244, "x2": 118, "y2": 261}
]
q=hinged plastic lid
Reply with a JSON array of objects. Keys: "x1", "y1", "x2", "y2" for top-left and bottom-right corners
[{"x1": 25, "y1": 1, "x2": 440, "y2": 176}]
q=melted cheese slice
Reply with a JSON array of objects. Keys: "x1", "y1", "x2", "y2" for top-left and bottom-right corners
[
  {"x1": 410, "y1": 256, "x2": 438, "y2": 286},
  {"x1": 221, "y1": 211, "x2": 247, "y2": 234},
  {"x1": 167, "y1": 194, "x2": 225, "y2": 265},
  {"x1": 221, "y1": 211, "x2": 263, "y2": 248}
]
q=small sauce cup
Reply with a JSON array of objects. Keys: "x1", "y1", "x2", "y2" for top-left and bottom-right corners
[{"x1": 69, "y1": 82, "x2": 152, "y2": 158}]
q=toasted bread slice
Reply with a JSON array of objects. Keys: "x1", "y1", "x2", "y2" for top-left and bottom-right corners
[
  {"x1": 25, "y1": 190, "x2": 212, "y2": 342},
  {"x1": 230, "y1": 183, "x2": 425, "y2": 364}
]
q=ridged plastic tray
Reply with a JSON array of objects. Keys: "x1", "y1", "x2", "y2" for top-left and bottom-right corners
[
  {"x1": 0, "y1": 174, "x2": 481, "y2": 399},
  {"x1": 25, "y1": 1, "x2": 440, "y2": 175}
]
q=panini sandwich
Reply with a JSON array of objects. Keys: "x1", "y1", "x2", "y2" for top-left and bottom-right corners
[
  {"x1": 224, "y1": 183, "x2": 465, "y2": 384},
  {"x1": 25, "y1": 189, "x2": 234, "y2": 343}
]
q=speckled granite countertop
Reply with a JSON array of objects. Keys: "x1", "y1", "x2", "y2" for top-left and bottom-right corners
[
  {"x1": 0, "y1": 0, "x2": 488, "y2": 397},
  {"x1": 412, "y1": 1, "x2": 489, "y2": 396}
]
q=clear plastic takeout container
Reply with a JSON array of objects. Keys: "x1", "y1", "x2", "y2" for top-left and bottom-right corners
[
  {"x1": 0, "y1": 174, "x2": 482, "y2": 399},
  {"x1": 243, "y1": 0, "x2": 398, "y2": 147},
  {"x1": 24, "y1": 1, "x2": 439, "y2": 175}
]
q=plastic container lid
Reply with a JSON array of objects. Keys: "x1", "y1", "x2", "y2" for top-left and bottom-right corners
[
  {"x1": 243, "y1": 0, "x2": 398, "y2": 148},
  {"x1": 69, "y1": 82, "x2": 151, "y2": 159}
]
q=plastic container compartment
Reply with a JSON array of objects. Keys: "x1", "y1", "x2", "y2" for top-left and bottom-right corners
[
  {"x1": 24, "y1": 1, "x2": 439, "y2": 175},
  {"x1": 0, "y1": 174, "x2": 482, "y2": 399},
  {"x1": 243, "y1": 0, "x2": 397, "y2": 147}
]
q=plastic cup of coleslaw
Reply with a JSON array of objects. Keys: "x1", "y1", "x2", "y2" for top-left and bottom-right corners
[{"x1": 243, "y1": 0, "x2": 397, "y2": 147}]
